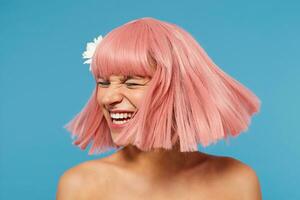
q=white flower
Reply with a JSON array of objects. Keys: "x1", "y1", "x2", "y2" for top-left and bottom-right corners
[{"x1": 82, "y1": 35, "x2": 103, "y2": 71}]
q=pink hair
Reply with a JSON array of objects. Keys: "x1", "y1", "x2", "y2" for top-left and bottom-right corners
[{"x1": 64, "y1": 17, "x2": 261, "y2": 154}]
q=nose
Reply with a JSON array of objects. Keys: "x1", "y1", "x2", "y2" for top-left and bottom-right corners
[{"x1": 100, "y1": 86, "x2": 124, "y2": 107}]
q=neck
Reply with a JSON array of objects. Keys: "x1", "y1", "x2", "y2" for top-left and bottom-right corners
[{"x1": 113, "y1": 144, "x2": 208, "y2": 178}]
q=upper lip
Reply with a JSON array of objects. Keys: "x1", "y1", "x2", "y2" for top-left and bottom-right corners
[{"x1": 109, "y1": 109, "x2": 135, "y2": 114}]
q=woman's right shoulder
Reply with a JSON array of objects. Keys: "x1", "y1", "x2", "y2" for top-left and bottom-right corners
[{"x1": 56, "y1": 159, "x2": 110, "y2": 200}]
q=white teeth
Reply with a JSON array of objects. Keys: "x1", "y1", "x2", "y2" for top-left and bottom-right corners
[
  {"x1": 110, "y1": 112, "x2": 133, "y2": 125},
  {"x1": 110, "y1": 112, "x2": 133, "y2": 119},
  {"x1": 110, "y1": 112, "x2": 134, "y2": 125}
]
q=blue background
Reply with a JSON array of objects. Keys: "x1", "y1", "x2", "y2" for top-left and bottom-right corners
[{"x1": 1, "y1": 0, "x2": 299, "y2": 199}]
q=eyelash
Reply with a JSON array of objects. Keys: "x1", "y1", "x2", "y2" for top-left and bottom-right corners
[{"x1": 97, "y1": 81, "x2": 141, "y2": 87}]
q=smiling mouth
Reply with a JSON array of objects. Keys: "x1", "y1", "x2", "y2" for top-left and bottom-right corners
[{"x1": 109, "y1": 112, "x2": 135, "y2": 125}]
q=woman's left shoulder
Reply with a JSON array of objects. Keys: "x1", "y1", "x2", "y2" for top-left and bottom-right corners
[{"x1": 212, "y1": 155, "x2": 263, "y2": 200}]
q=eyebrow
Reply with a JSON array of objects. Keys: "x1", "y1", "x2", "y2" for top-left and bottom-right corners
[
  {"x1": 126, "y1": 75, "x2": 144, "y2": 79},
  {"x1": 98, "y1": 75, "x2": 144, "y2": 81}
]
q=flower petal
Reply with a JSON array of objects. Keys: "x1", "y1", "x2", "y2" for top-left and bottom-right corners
[{"x1": 82, "y1": 35, "x2": 103, "y2": 68}]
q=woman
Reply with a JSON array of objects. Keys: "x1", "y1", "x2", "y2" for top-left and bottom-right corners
[{"x1": 57, "y1": 17, "x2": 262, "y2": 200}]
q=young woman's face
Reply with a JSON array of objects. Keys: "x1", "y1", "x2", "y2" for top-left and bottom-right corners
[{"x1": 96, "y1": 75, "x2": 151, "y2": 141}]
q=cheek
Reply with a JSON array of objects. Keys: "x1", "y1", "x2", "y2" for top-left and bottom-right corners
[
  {"x1": 128, "y1": 89, "x2": 148, "y2": 108},
  {"x1": 96, "y1": 89, "x2": 104, "y2": 106}
]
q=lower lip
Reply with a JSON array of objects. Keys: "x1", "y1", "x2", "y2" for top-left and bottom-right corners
[{"x1": 108, "y1": 118, "x2": 132, "y2": 130}]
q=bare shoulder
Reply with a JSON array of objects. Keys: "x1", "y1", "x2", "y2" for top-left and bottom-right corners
[
  {"x1": 56, "y1": 159, "x2": 110, "y2": 200},
  {"x1": 209, "y1": 155, "x2": 263, "y2": 200}
]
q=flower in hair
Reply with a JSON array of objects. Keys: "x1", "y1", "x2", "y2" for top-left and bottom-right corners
[{"x1": 82, "y1": 35, "x2": 103, "y2": 71}]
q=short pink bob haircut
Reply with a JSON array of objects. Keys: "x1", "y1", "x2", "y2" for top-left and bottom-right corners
[{"x1": 64, "y1": 17, "x2": 261, "y2": 154}]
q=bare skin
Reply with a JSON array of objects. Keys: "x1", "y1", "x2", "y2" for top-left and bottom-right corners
[
  {"x1": 57, "y1": 75, "x2": 262, "y2": 199},
  {"x1": 56, "y1": 144, "x2": 262, "y2": 200}
]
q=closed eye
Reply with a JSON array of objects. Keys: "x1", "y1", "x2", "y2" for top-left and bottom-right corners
[
  {"x1": 97, "y1": 81, "x2": 110, "y2": 86},
  {"x1": 125, "y1": 82, "x2": 142, "y2": 86},
  {"x1": 97, "y1": 81, "x2": 143, "y2": 87}
]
